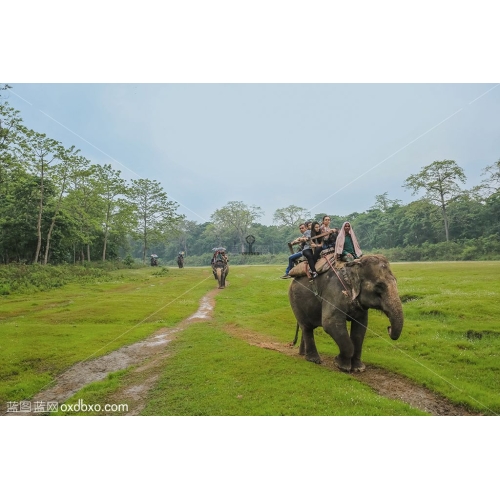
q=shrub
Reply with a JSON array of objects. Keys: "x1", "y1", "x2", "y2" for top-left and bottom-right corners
[{"x1": 123, "y1": 255, "x2": 135, "y2": 267}]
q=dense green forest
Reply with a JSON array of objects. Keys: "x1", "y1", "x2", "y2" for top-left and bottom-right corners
[{"x1": 1, "y1": 84, "x2": 499, "y2": 266}]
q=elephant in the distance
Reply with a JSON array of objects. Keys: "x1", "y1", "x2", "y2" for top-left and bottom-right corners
[
  {"x1": 288, "y1": 254, "x2": 404, "y2": 373},
  {"x1": 211, "y1": 249, "x2": 229, "y2": 289},
  {"x1": 212, "y1": 261, "x2": 229, "y2": 289},
  {"x1": 177, "y1": 253, "x2": 184, "y2": 268}
]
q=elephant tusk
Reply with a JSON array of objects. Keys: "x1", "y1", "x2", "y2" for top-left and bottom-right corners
[{"x1": 387, "y1": 326, "x2": 392, "y2": 337}]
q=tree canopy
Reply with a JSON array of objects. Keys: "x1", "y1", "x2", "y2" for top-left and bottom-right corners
[{"x1": 1, "y1": 85, "x2": 499, "y2": 264}]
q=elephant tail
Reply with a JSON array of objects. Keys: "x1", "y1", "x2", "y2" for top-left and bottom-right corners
[{"x1": 291, "y1": 322, "x2": 299, "y2": 346}]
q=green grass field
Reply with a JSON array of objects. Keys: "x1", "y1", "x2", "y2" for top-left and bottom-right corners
[{"x1": 1, "y1": 261, "x2": 499, "y2": 415}]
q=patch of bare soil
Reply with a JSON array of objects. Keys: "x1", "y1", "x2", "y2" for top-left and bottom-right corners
[
  {"x1": 9, "y1": 288, "x2": 220, "y2": 416},
  {"x1": 225, "y1": 325, "x2": 480, "y2": 416}
]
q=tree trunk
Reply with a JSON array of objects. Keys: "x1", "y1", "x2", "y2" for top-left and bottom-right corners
[
  {"x1": 102, "y1": 206, "x2": 110, "y2": 261},
  {"x1": 102, "y1": 228, "x2": 108, "y2": 261},
  {"x1": 440, "y1": 185, "x2": 450, "y2": 242},
  {"x1": 34, "y1": 160, "x2": 44, "y2": 264},
  {"x1": 441, "y1": 203, "x2": 449, "y2": 242},
  {"x1": 142, "y1": 223, "x2": 147, "y2": 264},
  {"x1": 43, "y1": 211, "x2": 60, "y2": 265}
]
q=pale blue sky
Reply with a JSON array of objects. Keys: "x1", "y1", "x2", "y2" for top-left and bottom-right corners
[{"x1": 6, "y1": 83, "x2": 500, "y2": 224}]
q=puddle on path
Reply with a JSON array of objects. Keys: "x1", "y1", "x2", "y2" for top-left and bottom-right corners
[
  {"x1": 8, "y1": 288, "x2": 219, "y2": 416},
  {"x1": 187, "y1": 296, "x2": 213, "y2": 320}
]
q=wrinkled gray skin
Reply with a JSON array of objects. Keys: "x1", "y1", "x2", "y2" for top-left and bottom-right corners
[
  {"x1": 213, "y1": 262, "x2": 229, "y2": 289},
  {"x1": 288, "y1": 254, "x2": 403, "y2": 372}
]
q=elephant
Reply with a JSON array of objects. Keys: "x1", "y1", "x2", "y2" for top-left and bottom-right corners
[
  {"x1": 177, "y1": 254, "x2": 184, "y2": 268},
  {"x1": 212, "y1": 261, "x2": 229, "y2": 289},
  {"x1": 288, "y1": 254, "x2": 403, "y2": 373}
]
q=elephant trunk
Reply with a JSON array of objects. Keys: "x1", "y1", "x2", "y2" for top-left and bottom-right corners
[{"x1": 383, "y1": 286, "x2": 404, "y2": 340}]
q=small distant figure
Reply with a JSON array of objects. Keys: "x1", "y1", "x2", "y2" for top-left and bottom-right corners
[
  {"x1": 177, "y1": 251, "x2": 185, "y2": 268},
  {"x1": 335, "y1": 222, "x2": 363, "y2": 262},
  {"x1": 150, "y1": 254, "x2": 159, "y2": 266}
]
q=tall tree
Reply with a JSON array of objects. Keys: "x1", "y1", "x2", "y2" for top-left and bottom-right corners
[
  {"x1": 273, "y1": 205, "x2": 310, "y2": 228},
  {"x1": 371, "y1": 192, "x2": 402, "y2": 212},
  {"x1": 403, "y1": 159, "x2": 466, "y2": 242},
  {"x1": 43, "y1": 146, "x2": 82, "y2": 264},
  {"x1": 16, "y1": 130, "x2": 61, "y2": 263},
  {"x1": 211, "y1": 201, "x2": 263, "y2": 252},
  {"x1": 480, "y1": 159, "x2": 500, "y2": 195},
  {"x1": 128, "y1": 178, "x2": 183, "y2": 263},
  {"x1": 0, "y1": 100, "x2": 20, "y2": 260},
  {"x1": 64, "y1": 160, "x2": 104, "y2": 262},
  {"x1": 93, "y1": 163, "x2": 131, "y2": 261}
]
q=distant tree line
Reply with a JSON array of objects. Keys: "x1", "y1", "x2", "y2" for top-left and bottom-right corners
[
  {"x1": 162, "y1": 159, "x2": 500, "y2": 263},
  {"x1": 1, "y1": 85, "x2": 183, "y2": 264},
  {"x1": 2, "y1": 84, "x2": 499, "y2": 265}
]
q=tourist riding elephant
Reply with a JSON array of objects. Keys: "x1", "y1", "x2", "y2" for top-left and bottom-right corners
[
  {"x1": 177, "y1": 254, "x2": 184, "y2": 268},
  {"x1": 288, "y1": 254, "x2": 403, "y2": 372},
  {"x1": 212, "y1": 260, "x2": 229, "y2": 289}
]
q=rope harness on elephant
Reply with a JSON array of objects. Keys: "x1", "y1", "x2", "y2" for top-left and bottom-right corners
[
  {"x1": 289, "y1": 255, "x2": 360, "y2": 346},
  {"x1": 324, "y1": 254, "x2": 352, "y2": 300}
]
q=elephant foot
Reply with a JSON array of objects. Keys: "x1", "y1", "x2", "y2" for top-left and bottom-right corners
[
  {"x1": 351, "y1": 360, "x2": 366, "y2": 373},
  {"x1": 305, "y1": 354, "x2": 322, "y2": 364},
  {"x1": 334, "y1": 355, "x2": 352, "y2": 373}
]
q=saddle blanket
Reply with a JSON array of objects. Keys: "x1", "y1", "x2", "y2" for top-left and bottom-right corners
[{"x1": 288, "y1": 253, "x2": 345, "y2": 278}]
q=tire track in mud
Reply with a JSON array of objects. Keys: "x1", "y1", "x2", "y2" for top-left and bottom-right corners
[
  {"x1": 225, "y1": 325, "x2": 481, "y2": 416},
  {"x1": 7, "y1": 288, "x2": 221, "y2": 416}
]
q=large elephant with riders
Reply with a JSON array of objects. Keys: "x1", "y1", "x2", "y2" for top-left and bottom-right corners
[
  {"x1": 288, "y1": 254, "x2": 403, "y2": 372},
  {"x1": 211, "y1": 247, "x2": 229, "y2": 289}
]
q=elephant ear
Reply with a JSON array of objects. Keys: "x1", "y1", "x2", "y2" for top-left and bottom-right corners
[{"x1": 346, "y1": 260, "x2": 362, "y2": 300}]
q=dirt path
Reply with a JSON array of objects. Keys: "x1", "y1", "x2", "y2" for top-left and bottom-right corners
[
  {"x1": 225, "y1": 325, "x2": 480, "y2": 416},
  {"x1": 9, "y1": 281, "x2": 481, "y2": 416},
  {"x1": 9, "y1": 288, "x2": 221, "y2": 416}
]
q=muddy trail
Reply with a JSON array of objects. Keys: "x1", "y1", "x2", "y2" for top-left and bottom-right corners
[
  {"x1": 9, "y1": 288, "x2": 221, "y2": 416},
  {"x1": 9, "y1": 284, "x2": 479, "y2": 416},
  {"x1": 226, "y1": 326, "x2": 480, "y2": 416}
]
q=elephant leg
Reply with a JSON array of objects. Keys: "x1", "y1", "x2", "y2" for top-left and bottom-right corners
[
  {"x1": 322, "y1": 319, "x2": 354, "y2": 372},
  {"x1": 350, "y1": 313, "x2": 368, "y2": 373},
  {"x1": 300, "y1": 325, "x2": 321, "y2": 364},
  {"x1": 216, "y1": 268, "x2": 223, "y2": 288},
  {"x1": 298, "y1": 331, "x2": 305, "y2": 355}
]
